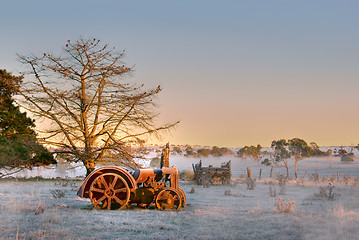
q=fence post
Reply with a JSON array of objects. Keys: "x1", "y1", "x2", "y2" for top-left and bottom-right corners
[{"x1": 247, "y1": 167, "x2": 252, "y2": 179}]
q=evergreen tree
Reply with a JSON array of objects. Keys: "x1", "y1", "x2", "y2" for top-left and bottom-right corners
[{"x1": 0, "y1": 69, "x2": 54, "y2": 173}]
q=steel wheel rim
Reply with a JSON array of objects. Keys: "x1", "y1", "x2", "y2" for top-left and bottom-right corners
[
  {"x1": 155, "y1": 188, "x2": 182, "y2": 210},
  {"x1": 89, "y1": 173, "x2": 130, "y2": 210},
  {"x1": 177, "y1": 188, "x2": 186, "y2": 206}
]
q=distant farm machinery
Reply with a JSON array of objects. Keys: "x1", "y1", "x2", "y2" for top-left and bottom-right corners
[
  {"x1": 192, "y1": 160, "x2": 231, "y2": 186},
  {"x1": 77, "y1": 145, "x2": 185, "y2": 210}
]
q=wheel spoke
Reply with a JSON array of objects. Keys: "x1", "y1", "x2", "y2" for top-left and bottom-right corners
[
  {"x1": 114, "y1": 196, "x2": 125, "y2": 206},
  {"x1": 91, "y1": 187, "x2": 105, "y2": 193},
  {"x1": 100, "y1": 176, "x2": 109, "y2": 189},
  {"x1": 107, "y1": 198, "x2": 112, "y2": 210},
  {"x1": 114, "y1": 187, "x2": 128, "y2": 193},
  {"x1": 112, "y1": 176, "x2": 118, "y2": 187},
  {"x1": 96, "y1": 179, "x2": 102, "y2": 188},
  {"x1": 94, "y1": 195, "x2": 106, "y2": 206}
]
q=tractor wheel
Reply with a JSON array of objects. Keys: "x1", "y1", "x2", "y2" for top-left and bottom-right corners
[
  {"x1": 177, "y1": 188, "x2": 186, "y2": 206},
  {"x1": 155, "y1": 187, "x2": 182, "y2": 210},
  {"x1": 89, "y1": 173, "x2": 130, "y2": 210}
]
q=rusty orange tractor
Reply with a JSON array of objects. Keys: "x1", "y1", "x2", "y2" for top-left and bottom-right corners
[{"x1": 77, "y1": 165, "x2": 186, "y2": 210}]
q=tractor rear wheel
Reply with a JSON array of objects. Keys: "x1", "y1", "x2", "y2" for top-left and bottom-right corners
[
  {"x1": 89, "y1": 173, "x2": 130, "y2": 210},
  {"x1": 155, "y1": 187, "x2": 182, "y2": 210}
]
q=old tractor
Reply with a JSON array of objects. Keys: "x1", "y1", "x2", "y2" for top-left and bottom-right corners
[
  {"x1": 77, "y1": 166, "x2": 185, "y2": 210},
  {"x1": 77, "y1": 145, "x2": 185, "y2": 210}
]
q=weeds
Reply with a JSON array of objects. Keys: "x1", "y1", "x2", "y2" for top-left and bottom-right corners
[
  {"x1": 343, "y1": 174, "x2": 351, "y2": 185},
  {"x1": 49, "y1": 189, "x2": 65, "y2": 198},
  {"x1": 276, "y1": 198, "x2": 295, "y2": 213},
  {"x1": 269, "y1": 186, "x2": 276, "y2": 197},
  {"x1": 277, "y1": 175, "x2": 286, "y2": 195},
  {"x1": 35, "y1": 205, "x2": 45, "y2": 215},
  {"x1": 224, "y1": 189, "x2": 245, "y2": 198},
  {"x1": 246, "y1": 177, "x2": 256, "y2": 190},
  {"x1": 314, "y1": 183, "x2": 337, "y2": 200}
]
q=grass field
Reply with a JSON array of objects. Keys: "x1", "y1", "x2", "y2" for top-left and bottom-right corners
[{"x1": 1, "y1": 173, "x2": 359, "y2": 240}]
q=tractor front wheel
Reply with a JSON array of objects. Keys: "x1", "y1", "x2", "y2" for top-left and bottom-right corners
[
  {"x1": 177, "y1": 188, "x2": 186, "y2": 206},
  {"x1": 155, "y1": 187, "x2": 182, "y2": 210}
]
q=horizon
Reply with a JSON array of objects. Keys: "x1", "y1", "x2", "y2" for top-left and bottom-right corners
[
  {"x1": 1, "y1": 1, "x2": 358, "y2": 148},
  {"x1": 136, "y1": 143, "x2": 357, "y2": 149}
]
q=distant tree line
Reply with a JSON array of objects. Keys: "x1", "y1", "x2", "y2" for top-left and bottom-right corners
[
  {"x1": 236, "y1": 138, "x2": 333, "y2": 178},
  {"x1": 169, "y1": 145, "x2": 233, "y2": 158}
]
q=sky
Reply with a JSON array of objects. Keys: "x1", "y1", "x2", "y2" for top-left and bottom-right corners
[{"x1": 1, "y1": 0, "x2": 358, "y2": 147}]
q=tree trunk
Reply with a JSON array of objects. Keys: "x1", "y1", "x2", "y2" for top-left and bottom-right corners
[
  {"x1": 85, "y1": 161, "x2": 95, "y2": 176},
  {"x1": 283, "y1": 160, "x2": 289, "y2": 178},
  {"x1": 247, "y1": 167, "x2": 253, "y2": 179},
  {"x1": 294, "y1": 159, "x2": 298, "y2": 178},
  {"x1": 86, "y1": 167, "x2": 94, "y2": 176}
]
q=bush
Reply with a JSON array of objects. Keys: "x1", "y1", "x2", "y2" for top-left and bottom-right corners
[
  {"x1": 237, "y1": 145, "x2": 262, "y2": 161},
  {"x1": 179, "y1": 170, "x2": 194, "y2": 181},
  {"x1": 197, "y1": 148, "x2": 211, "y2": 157},
  {"x1": 211, "y1": 146, "x2": 232, "y2": 157},
  {"x1": 261, "y1": 158, "x2": 271, "y2": 166},
  {"x1": 172, "y1": 146, "x2": 182, "y2": 154},
  {"x1": 150, "y1": 157, "x2": 160, "y2": 168}
]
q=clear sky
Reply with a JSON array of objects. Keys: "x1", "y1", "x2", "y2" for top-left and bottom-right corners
[{"x1": 1, "y1": 0, "x2": 358, "y2": 147}]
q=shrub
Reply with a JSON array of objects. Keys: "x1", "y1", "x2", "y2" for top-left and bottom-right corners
[
  {"x1": 172, "y1": 146, "x2": 182, "y2": 154},
  {"x1": 237, "y1": 145, "x2": 262, "y2": 161},
  {"x1": 179, "y1": 170, "x2": 194, "y2": 181},
  {"x1": 261, "y1": 158, "x2": 271, "y2": 166},
  {"x1": 50, "y1": 189, "x2": 65, "y2": 198},
  {"x1": 211, "y1": 146, "x2": 232, "y2": 157},
  {"x1": 197, "y1": 148, "x2": 211, "y2": 157},
  {"x1": 150, "y1": 157, "x2": 160, "y2": 168},
  {"x1": 314, "y1": 183, "x2": 337, "y2": 200}
]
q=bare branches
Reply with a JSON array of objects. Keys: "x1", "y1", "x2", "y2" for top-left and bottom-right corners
[{"x1": 18, "y1": 37, "x2": 178, "y2": 173}]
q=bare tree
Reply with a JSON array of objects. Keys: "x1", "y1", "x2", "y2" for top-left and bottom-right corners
[{"x1": 18, "y1": 38, "x2": 178, "y2": 175}]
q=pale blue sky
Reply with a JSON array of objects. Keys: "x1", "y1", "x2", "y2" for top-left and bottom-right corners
[{"x1": 1, "y1": 0, "x2": 359, "y2": 147}]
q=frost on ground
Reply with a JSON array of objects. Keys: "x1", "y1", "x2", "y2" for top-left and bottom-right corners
[
  {"x1": 1, "y1": 154, "x2": 359, "y2": 239},
  {"x1": 1, "y1": 179, "x2": 359, "y2": 239}
]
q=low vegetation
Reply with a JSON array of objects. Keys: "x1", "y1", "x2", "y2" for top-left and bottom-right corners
[{"x1": 276, "y1": 198, "x2": 295, "y2": 213}]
